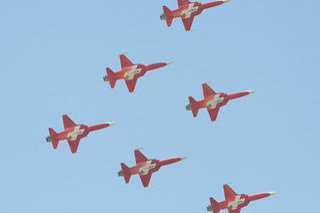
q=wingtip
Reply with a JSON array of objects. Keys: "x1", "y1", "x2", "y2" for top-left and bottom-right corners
[
  {"x1": 224, "y1": 182, "x2": 232, "y2": 186},
  {"x1": 134, "y1": 147, "x2": 144, "y2": 151}
]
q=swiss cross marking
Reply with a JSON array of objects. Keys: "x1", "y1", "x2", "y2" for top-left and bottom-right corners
[
  {"x1": 67, "y1": 126, "x2": 84, "y2": 141},
  {"x1": 139, "y1": 160, "x2": 156, "y2": 175},
  {"x1": 228, "y1": 195, "x2": 245, "y2": 210},
  {"x1": 206, "y1": 94, "x2": 224, "y2": 109},
  {"x1": 181, "y1": 3, "x2": 199, "y2": 18},
  {"x1": 124, "y1": 65, "x2": 142, "y2": 80}
]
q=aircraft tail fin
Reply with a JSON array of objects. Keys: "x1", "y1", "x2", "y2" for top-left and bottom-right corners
[
  {"x1": 189, "y1": 96, "x2": 200, "y2": 117},
  {"x1": 48, "y1": 128, "x2": 59, "y2": 149},
  {"x1": 106, "y1": 67, "x2": 117, "y2": 88},
  {"x1": 121, "y1": 163, "x2": 132, "y2": 183},
  {"x1": 209, "y1": 197, "x2": 220, "y2": 213},
  {"x1": 162, "y1": 6, "x2": 173, "y2": 27}
]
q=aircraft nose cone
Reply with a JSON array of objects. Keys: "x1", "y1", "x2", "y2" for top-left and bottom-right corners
[
  {"x1": 268, "y1": 191, "x2": 276, "y2": 196},
  {"x1": 223, "y1": 0, "x2": 230, "y2": 2},
  {"x1": 108, "y1": 121, "x2": 116, "y2": 126},
  {"x1": 180, "y1": 156, "x2": 187, "y2": 160},
  {"x1": 246, "y1": 90, "x2": 255, "y2": 94},
  {"x1": 166, "y1": 61, "x2": 174, "y2": 65}
]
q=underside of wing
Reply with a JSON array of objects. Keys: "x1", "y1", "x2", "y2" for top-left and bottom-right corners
[
  {"x1": 67, "y1": 138, "x2": 80, "y2": 154},
  {"x1": 207, "y1": 107, "x2": 220, "y2": 121},
  {"x1": 228, "y1": 209, "x2": 241, "y2": 213},
  {"x1": 125, "y1": 77, "x2": 138, "y2": 93},
  {"x1": 178, "y1": 0, "x2": 191, "y2": 7},
  {"x1": 134, "y1": 149, "x2": 148, "y2": 164},
  {"x1": 202, "y1": 83, "x2": 216, "y2": 98},
  {"x1": 120, "y1": 54, "x2": 134, "y2": 68},
  {"x1": 224, "y1": 184, "x2": 238, "y2": 200},
  {"x1": 139, "y1": 173, "x2": 152, "y2": 187},
  {"x1": 63, "y1": 114, "x2": 76, "y2": 129},
  {"x1": 181, "y1": 16, "x2": 195, "y2": 31}
]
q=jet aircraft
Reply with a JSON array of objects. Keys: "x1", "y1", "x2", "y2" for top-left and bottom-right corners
[
  {"x1": 160, "y1": 0, "x2": 230, "y2": 31},
  {"x1": 186, "y1": 83, "x2": 254, "y2": 121},
  {"x1": 118, "y1": 149, "x2": 186, "y2": 187},
  {"x1": 103, "y1": 54, "x2": 172, "y2": 92},
  {"x1": 46, "y1": 114, "x2": 115, "y2": 154},
  {"x1": 207, "y1": 184, "x2": 275, "y2": 213}
]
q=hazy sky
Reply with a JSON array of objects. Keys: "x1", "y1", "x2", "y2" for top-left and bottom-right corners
[{"x1": 1, "y1": 0, "x2": 319, "y2": 212}]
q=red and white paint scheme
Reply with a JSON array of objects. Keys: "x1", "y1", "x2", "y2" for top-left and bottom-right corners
[
  {"x1": 46, "y1": 114, "x2": 115, "y2": 154},
  {"x1": 186, "y1": 83, "x2": 254, "y2": 122},
  {"x1": 118, "y1": 149, "x2": 186, "y2": 187},
  {"x1": 103, "y1": 54, "x2": 172, "y2": 92},
  {"x1": 160, "y1": 0, "x2": 230, "y2": 31},
  {"x1": 207, "y1": 184, "x2": 275, "y2": 213}
]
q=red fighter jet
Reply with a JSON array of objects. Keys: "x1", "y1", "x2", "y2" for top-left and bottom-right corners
[
  {"x1": 118, "y1": 149, "x2": 187, "y2": 187},
  {"x1": 103, "y1": 54, "x2": 172, "y2": 92},
  {"x1": 207, "y1": 184, "x2": 275, "y2": 213},
  {"x1": 160, "y1": 0, "x2": 230, "y2": 31},
  {"x1": 46, "y1": 114, "x2": 115, "y2": 154},
  {"x1": 186, "y1": 83, "x2": 254, "y2": 121}
]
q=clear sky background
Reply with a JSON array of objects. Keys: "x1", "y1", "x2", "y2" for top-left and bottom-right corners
[{"x1": 1, "y1": 0, "x2": 319, "y2": 212}]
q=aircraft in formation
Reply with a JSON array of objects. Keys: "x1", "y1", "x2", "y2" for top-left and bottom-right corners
[
  {"x1": 161, "y1": 0, "x2": 230, "y2": 31},
  {"x1": 103, "y1": 54, "x2": 172, "y2": 92},
  {"x1": 118, "y1": 149, "x2": 186, "y2": 187},
  {"x1": 186, "y1": 83, "x2": 254, "y2": 121},
  {"x1": 41, "y1": 0, "x2": 277, "y2": 211},
  {"x1": 46, "y1": 114, "x2": 115, "y2": 154},
  {"x1": 207, "y1": 184, "x2": 275, "y2": 213}
]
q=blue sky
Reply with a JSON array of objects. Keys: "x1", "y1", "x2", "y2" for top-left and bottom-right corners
[{"x1": 1, "y1": 0, "x2": 319, "y2": 212}]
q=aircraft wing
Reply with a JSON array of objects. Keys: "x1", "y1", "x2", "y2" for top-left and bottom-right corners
[
  {"x1": 67, "y1": 138, "x2": 80, "y2": 154},
  {"x1": 134, "y1": 149, "x2": 148, "y2": 164},
  {"x1": 207, "y1": 106, "x2": 220, "y2": 121},
  {"x1": 224, "y1": 184, "x2": 238, "y2": 200},
  {"x1": 228, "y1": 209, "x2": 241, "y2": 213},
  {"x1": 63, "y1": 114, "x2": 76, "y2": 129},
  {"x1": 125, "y1": 77, "x2": 138, "y2": 92},
  {"x1": 178, "y1": 0, "x2": 191, "y2": 7},
  {"x1": 181, "y1": 15, "x2": 195, "y2": 31},
  {"x1": 202, "y1": 83, "x2": 216, "y2": 98},
  {"x1": 139, "y1": 173, "x2": 152, "y2": 187},
  {"x1": 120, "y1": 54, "x2": 134, "y2": 68}
]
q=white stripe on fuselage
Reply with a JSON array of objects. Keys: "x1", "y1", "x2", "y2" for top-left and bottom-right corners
[
  {"x1": 181, "y1": 3, "x2": 199, "y2": 18},
  {"x1": 228, "y1": 195, "x2": 245, "y2": 210},
  {"x1": 206, "y1": 94, "x2": 224, "y2": 109},
  {"x1": 67, "y1": 126, "x2": 84, "y2": 141},
  {"x1": 124, "y1": 65, "x2": 142, "y2": 80},
  {"x1": 139, "y1": 160, "x2": 156, "y2": 175}
]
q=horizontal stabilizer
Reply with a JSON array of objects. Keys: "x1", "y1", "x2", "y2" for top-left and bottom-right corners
[
  {"x1": 121, "y1": 163, "x2": 132, "y2": 183},
  {"x1": 106, "y1": 67, "x2": 117, "y2": 88},
  {"x1": 209, "y1": 197, "x2": 220, "y2": 213},
  {"x1": 49, "y1": 128, "x2": 59, "y2": 149},
  {"x1": 163, "y1": 6, "x2": 173, "y2": 27},
  {"x1": 189, "y1": 96, "x2": 199, "y2": 117}
]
